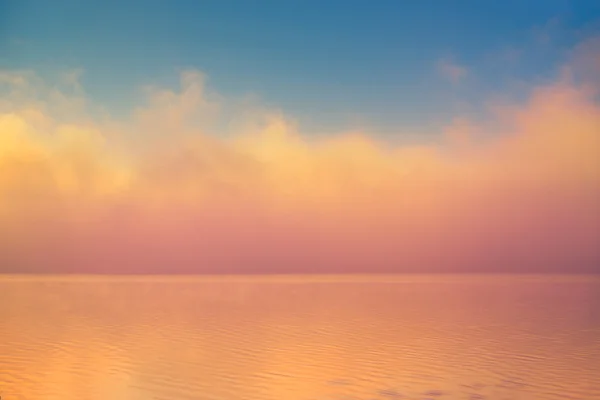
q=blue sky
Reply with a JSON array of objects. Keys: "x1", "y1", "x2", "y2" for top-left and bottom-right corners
[{"x1": 1, "y1": 0, "x2": 599, "y2": 136}]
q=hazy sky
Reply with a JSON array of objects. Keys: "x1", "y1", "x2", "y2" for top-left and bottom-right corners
[{"x1": 0, "y1": 1, "x2": 599, "y2": 274}]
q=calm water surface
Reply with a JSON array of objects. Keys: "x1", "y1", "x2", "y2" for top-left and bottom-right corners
[{"x1": 0, "y1": 275, "x2": 599, "y2": 399}]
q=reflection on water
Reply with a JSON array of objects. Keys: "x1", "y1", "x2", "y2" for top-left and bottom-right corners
[{"x1": 0, "y1": 275, "x2": 599, "y2": 399}]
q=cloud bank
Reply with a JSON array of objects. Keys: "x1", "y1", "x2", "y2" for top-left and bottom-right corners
[{"x1": 0, "y1": 43, "x2": 599, "y2": 274}]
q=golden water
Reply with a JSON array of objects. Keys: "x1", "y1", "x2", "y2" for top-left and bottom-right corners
[{"x1": 1, "y1": 275, "x2": 599, "y2": 399}]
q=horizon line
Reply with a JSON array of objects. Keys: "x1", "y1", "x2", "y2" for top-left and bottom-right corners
[{"x1": 1, "y1": 273, "x2": 598, "y2": 283}]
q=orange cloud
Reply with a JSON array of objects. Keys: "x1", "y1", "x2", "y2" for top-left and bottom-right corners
[{"x1": 0, "y1": 46, "x2": 599, "y2": 274}]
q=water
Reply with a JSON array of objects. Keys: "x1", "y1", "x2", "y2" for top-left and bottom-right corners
[{"x1": 0, "y1": 275, "x2": 599, "y2": 400}]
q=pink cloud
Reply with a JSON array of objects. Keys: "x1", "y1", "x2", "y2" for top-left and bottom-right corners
[
  {"x1": 437, "y1": 58, "x2": 468, "y2": 84},
  {"x1": 0, "y1": 42, "x2": 599, "y2": 275}
]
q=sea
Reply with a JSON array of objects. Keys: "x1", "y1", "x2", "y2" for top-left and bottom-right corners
[{"x1": 0, "y1": 274, "x2": 599, "y2": 399}]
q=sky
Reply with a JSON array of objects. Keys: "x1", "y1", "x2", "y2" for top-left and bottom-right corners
[{"x1": 0, "y1": 1, "x2": 599, "y2": 274}]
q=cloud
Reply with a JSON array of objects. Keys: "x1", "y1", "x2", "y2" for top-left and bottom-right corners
[
  {"x1": 437, "y1": 58, "x2": 468, "y2": 84},
  {"x1": 532, "y1": 17, "x2": 562, "y2": 47},
  {"x1": 0, "y1": 40, "x2": 599, "y2": 274},
  {"x1": 569, "y1": 36, "x2": 600, "y2": 87}
]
